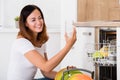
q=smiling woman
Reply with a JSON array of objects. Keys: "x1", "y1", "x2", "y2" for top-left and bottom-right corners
[
  {"x1": 7, "y1": 4, "x2": 77, "y2": 80},
  {"x1": 25, "y1": 9, "x2": 44, "y2": 34}
]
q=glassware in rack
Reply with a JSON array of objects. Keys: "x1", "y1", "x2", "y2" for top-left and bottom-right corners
[{"x1": 86, "y1": 40, "x2": 116, "y2": 65}]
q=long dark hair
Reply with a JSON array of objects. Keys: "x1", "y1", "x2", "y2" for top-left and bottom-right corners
[{"x1": 18, "y1": 4, "x2": 48, "y2": 47}]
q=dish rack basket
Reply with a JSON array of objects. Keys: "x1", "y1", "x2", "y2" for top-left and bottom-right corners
[
  {"x1": 62, "y1": 68, "x2": 94, "y2": 80},
  {"x1": 86, "y1": 41, "x2": 116, "y2": 65}
]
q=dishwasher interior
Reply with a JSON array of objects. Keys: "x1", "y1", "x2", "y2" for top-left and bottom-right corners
[{"x1": 86, "y1": 28, "x2": 117, "y2": 80}]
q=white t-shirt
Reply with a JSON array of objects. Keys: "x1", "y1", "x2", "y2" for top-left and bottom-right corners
[{"x1": 7, "y1": 38, "x2": 46, "y2": 80}]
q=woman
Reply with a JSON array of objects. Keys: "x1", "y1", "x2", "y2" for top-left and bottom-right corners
[{"x1": 7, "y1": 4, "x2": 76, "y2": 80}]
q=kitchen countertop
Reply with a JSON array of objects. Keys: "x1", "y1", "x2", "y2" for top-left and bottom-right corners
[{"x1": 73, "y1": 21, "x2": 120, "y2": 27}]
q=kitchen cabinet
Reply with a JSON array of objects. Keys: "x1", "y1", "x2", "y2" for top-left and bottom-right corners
[
  {"x1": 73, "y1": 21, "x2": 118, "y2": 80},
  {"x1": 77, "y1": 0, "x2": 120, "y2": 21}
]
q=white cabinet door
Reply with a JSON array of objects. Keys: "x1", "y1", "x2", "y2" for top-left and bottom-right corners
[
  {"x1": 60, "y1": 27, "x2": 95, "y2": 71},
  {"x1": 117, "y1": 28, "x2": 120, "y2": 80}
]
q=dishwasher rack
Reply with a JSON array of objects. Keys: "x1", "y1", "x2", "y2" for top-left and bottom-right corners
[{"x1": 62, "y1": 68, "x2": 94, "y2": 80}]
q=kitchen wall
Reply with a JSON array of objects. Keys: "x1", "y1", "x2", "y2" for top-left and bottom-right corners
[
  {"x1": 0, "y1": 0, "x2": 3, "y2": 26},
  {"x1": 0, "y1": 0, "x2": 61, "y2": 28}
]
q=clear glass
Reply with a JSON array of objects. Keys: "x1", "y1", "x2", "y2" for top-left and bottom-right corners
[{"x1": 65, "y1": 21, "x2": 74, "y2": 37}]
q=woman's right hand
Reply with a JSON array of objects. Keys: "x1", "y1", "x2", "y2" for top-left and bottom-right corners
[{"x1": 65, "y1": 26, "x2": 77, "y2": 48}]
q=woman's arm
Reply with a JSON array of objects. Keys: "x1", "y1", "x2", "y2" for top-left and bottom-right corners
[
  {"x1": 24, "y1": 26, "x2": 77, "y2": 73},
  {"x1": 41, "y1": 53, "x2": 57, "y2": 79},
  {"x1": 41, "y1": 70, "x2": 57, "y2": 79}
]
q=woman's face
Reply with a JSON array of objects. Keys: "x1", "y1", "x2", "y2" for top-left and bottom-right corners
[{"x1": 26, "y1": 9, "x2": 44, "y2": 36}]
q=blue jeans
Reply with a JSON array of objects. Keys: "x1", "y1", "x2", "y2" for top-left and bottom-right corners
[{"x1": 34, "y1": 77, "x2": 53, "y2": 80}]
